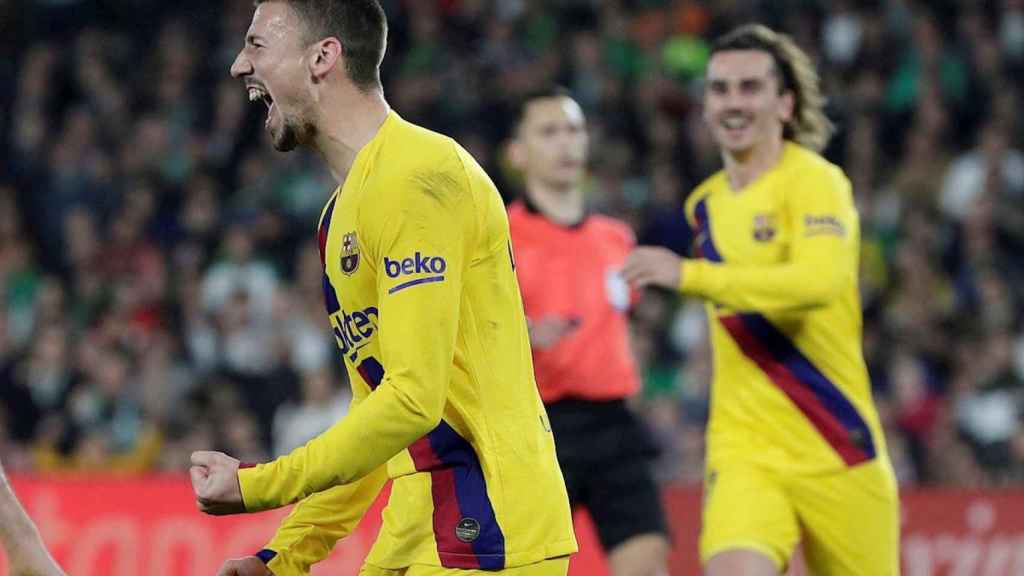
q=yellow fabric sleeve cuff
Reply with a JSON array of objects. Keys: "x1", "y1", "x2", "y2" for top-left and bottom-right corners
[
  {"x1": 265, "y1": 551, "x2": 305, "y2": 576},
  {"x1": 679, "y1": 258, "x2": 707, "y2": 295},
  {"x1": 238, "y1": 464, "x2": 271, "y2": 512}
]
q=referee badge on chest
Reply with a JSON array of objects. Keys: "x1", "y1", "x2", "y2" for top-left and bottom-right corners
[
  {"x1": 341, "y1": 231, "x2": 360, "y2": 275},
  {"x1": 605, "y1": 269, "x2": 630, "y2": 311},
  {"x1": 752, "y1": 213, "x2": 777, "y2": 243}
]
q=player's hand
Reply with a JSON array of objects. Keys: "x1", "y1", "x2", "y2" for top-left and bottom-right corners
[
  {"x1": 216, "y1": 556, "x2": 273, "y2": 576},
  {"x1": 622, "y1": 246, "x2": 683, "y2": 290},
  {"x1": 190, "y1": 451, "x2": 245, "y2": 515},
  {"x1": 527, "y1": 316, "x2": 580, "y2": 349}
]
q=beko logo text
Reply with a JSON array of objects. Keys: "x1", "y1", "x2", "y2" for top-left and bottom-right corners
[{"x1": 384, "y1": 253, "x2": 447, "y2": 278}]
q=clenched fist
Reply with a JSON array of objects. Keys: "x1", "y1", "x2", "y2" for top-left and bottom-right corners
[
  {"x1": 190, "y1": 451, "x2": 245, "y2": 515},
  {"x1": 216, "y1": 556, "x2": 273, "y2": 576}
]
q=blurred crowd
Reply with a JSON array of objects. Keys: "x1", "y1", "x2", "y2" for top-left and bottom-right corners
[{"x1": 1, "y1": 0, "x2": 1023, "y2": 487}]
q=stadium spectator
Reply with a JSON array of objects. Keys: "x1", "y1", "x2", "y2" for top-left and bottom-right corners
[{"x1": 0, "y1": 0, "x2": 1022, "y2": 491}]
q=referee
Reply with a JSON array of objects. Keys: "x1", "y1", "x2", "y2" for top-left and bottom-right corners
[{"x1": 507, "y1": 86, "x2": 669, "y2": 576}]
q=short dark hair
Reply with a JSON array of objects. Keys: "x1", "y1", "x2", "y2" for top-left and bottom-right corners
[
  {"x1": 711, "y1": 24, "x2": 834, "y2": 152},
  {"x1": 513, "y1": 85, "x2": 574, "y2": 135},
  {"x1": 255, "y1": 0, "x2": 387, "y2": 90}
]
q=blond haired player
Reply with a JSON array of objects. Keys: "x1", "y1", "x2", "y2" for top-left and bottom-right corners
[{"x1": 623, "y1": 25, "x2": 899, "y2": 576}]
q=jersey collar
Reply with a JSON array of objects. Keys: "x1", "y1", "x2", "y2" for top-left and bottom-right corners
[{"x1": 520, "y1": 192, "x2": 589, "y2": 230}]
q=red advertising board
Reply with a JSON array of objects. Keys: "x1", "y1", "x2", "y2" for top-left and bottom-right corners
[
  {"x1": 897, "y1": 490, "x2": 1024, "y2": 576},
  {"x1": 1, "y1": 476, "x2": 1022, "y2": 576}
]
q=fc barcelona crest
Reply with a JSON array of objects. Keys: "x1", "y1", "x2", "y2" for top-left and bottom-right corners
[
  {"x1": 341, "y1": 231, "x2": 360, "y2": 275},
  {"x1": 753, "y1": 213, "x2": 777, "y2": 243}
]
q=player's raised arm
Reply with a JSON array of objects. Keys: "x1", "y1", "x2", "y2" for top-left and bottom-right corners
[
  {"x1": 0, "y1": 462, "x2": 66, "y2": 576},
  {"x1": 233, "y1": 178, "x2": 467, "y2": 513}
]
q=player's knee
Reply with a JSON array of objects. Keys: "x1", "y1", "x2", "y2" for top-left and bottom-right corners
[
  {"x1": 608, "y1": 533, "x2": 670, "y2": 576},
  {"x1": 705, "y1": 549, "x2": 779, "y2": 576}
]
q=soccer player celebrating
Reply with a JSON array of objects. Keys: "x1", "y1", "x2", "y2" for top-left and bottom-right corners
[
  {"x1": 506, "y1": 88, "x2": 669, "y2": 576},
  {"x1": 189, "y1": 1, "x2": 576, "y2": 575},
  {"x1": 0, "y1": 460, "x2": 66, "y2": 576},
  {"x1": 622, "y1": 25, "x2": 899, "y2": 576}
]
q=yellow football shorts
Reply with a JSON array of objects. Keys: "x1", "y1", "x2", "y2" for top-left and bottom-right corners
[{"x1": 700, "y1": 457, "x2": 899, "y2": 575}]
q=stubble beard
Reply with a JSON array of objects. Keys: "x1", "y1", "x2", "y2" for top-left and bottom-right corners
[{"x1": 272, "y1": 107, "x2": 316, "y2": 153}]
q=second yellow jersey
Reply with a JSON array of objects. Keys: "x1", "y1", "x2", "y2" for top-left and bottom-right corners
[
  {"x1": 236, "y1": 111, "x2": 576, "y2": 575},
  {"x1": 682, "y1": 142, "x2": 887, "y2": 475}
]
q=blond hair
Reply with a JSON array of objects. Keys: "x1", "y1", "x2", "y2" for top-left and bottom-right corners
[{"x1": 711, "y1": 24, "x2": 835, "y2": 152}]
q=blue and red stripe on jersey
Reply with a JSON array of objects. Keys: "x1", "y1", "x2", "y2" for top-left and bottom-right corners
[
  {"x1": 694, "y1": 197, "x2": 875, "y2": 466},
  {"x1": 317, "y1": 196, "x2": 337, "y2": 268},
  {"x1": 693, "y1": 198, "x2": 723, "y2": 262},
  {"x1": 356, "y1": 356, "x2": 385, "y2": 392},
  {"x1": 318, "y1": 196, "x2": 341, "y2": 315},
  {"x1": 356, "y1": 357, "x2": 506, "y2": 570},
  {"x1": 408, "y1": 424, "x2": 506, "y2": 570},
  {"x1": 718, "y1": 314, "x2": 876, "y2": 465}
]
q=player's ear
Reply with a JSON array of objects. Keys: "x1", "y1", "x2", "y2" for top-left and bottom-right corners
[
  {"x1": 309, "y1": 37, "x2": 342, "y2": 81},
  {"x1": 507, "y1": 138, "x2": 526, "y2": 170},
  {"x1": 778, "y1": 89, "x2": 795, "y2": 123}
]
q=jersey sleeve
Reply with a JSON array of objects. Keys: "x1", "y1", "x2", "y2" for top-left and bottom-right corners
[
  {"x1": 680, "y1": 168, "x2": 857, "y2": 312},
  {"x1": 259, "y1": 465, "x2": 387, "y2": 576},
  {"x1": 237, "y1": 159, "x2": 470, "y2": 511}
]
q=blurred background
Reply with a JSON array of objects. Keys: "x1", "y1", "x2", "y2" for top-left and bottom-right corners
[{"x1": 1, "y1": 0, "x2": 1024, "y2": 572}]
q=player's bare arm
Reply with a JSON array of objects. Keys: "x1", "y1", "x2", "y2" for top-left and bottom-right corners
[{"x1": 0, "y1": 461, "x2": 66, "y2": 576}]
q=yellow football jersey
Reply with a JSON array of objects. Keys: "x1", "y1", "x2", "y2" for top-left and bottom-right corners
[
  {"x1": 681, "y1": 142, "x2": 888, "y2": 475},
  {"x1": 237, "y1": 111, "x2": 577, "y2": 575}
]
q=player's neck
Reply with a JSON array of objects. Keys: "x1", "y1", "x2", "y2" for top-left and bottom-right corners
[
  {"x1": 524, "y1": 180, "x2": 584, "y2": 227},
  {"x1": 313, "y1": 87, "x2": 390, "y2": 183},
  {"x1": 723, "y1": 137, "x2": 786, "y2": 191}
]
